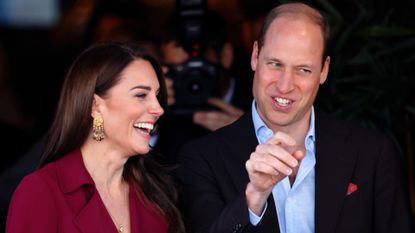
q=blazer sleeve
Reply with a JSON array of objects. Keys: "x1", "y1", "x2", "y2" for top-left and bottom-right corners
[
  {"x1": 373, "y1": 136, "x2": 414, "y2": 233},
  {"x1": 177, "y1": 142, "x2": 256, "y2": 233},
  {"x1": 6, "y1": 173, "x2": 58, "y2": 233}
]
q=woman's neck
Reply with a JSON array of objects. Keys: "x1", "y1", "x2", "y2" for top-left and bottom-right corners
[{"x1": 80, "y1": 139, "x2": 129, "y2": 190}]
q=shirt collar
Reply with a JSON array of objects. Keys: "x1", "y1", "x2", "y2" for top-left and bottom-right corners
[{"x1": 251, "y1": 100, "x2": 316, "y2": 145}]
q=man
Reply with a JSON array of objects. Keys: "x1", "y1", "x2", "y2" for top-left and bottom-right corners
[
  {"x1": 177, "y1": 2, "x2": 414, "y2": 233},
  {"x1": 153, "y1": 9, "x2": 251, "y2": 162}
]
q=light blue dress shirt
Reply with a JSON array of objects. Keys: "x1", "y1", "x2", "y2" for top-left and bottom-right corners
[{"x1": 249, "y1": 100, "x2": 316, "y2": 233}]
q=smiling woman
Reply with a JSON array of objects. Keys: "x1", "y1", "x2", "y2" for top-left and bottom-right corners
[{"x1": 5, "y1": 42, "x2": 185, "y2": 233}]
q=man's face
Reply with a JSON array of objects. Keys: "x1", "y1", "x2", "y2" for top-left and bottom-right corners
[
  {"x1": 251, "y1": 16, "x2": 330, "y2": 132},
  {"x1": 160, "y1": 41, "x2": 220, "y2": 65},
  {"x1": 161, "y1": 41, "x2": 190, "y2": 65}
]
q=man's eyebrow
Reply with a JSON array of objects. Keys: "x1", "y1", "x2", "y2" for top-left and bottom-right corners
[
  {"x1": 296, "y1": 63, "x2": 314, "y2": 68},
  {"x1": 264, "y1": 56, "x2": 282, "y2": 62}
]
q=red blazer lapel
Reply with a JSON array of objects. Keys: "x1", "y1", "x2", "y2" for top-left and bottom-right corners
[
  {"x1": 55, "y1": 149, "x2": 118, "y2": 233},
  {"x1": 73, "y1": 190, "x2": 118, "y2": 233}
]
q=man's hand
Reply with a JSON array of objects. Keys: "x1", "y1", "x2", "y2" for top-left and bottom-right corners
[
  {"x1": 193, "y1": 98, "x2": 244, "y2": 131},
  {"x1": 165, "y1": 77, "x2": 175, "y2": 106},
  {"x1": 245, "y1": 131, "x2": 305, "y2": 215},
  {"x1": 162, "y1": 66, "x2": 175, "y2": 106}
]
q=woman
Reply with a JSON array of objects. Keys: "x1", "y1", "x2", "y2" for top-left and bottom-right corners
[{"x1": 6, "y1": 42, "x2": 185, "y2": 233}]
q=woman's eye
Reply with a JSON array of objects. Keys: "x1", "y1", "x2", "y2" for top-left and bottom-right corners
[{"x1": 135, "y1": 93, "x2": 147, "y2": 99}]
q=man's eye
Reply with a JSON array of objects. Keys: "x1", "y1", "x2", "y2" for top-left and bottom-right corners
[
  {"x1": 298, "y1": 68, "x2": 312, "y2": 74},
  {"x1": 268, "y1": 62, "x2": 282, "y2": 68}
]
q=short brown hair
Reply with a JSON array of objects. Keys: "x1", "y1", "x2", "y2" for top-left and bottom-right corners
[{"x1": 257, "y1": 2, "x2": 330, "y2": 62}]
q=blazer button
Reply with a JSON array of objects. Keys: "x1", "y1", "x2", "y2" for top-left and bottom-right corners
[{"x1": 232, "y1": 223, "x2": 242, "y2": 233}]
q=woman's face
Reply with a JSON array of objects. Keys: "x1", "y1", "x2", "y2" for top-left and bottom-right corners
[{"x1": 94, "y1": 59, "x2": 164, "y2": 156}]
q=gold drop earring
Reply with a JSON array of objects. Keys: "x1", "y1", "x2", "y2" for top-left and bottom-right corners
[{"x1": 92, "y1": 116, "x2": 105, "y2": 141}]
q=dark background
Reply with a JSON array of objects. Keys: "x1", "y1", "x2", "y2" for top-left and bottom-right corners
[{"x1": 0, "y1": 0, "x2": 414, "y2": 230}]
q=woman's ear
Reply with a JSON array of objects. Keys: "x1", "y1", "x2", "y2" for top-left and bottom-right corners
[{"x1": 91, "y1": 94, "x2": 103, "y2": 118}]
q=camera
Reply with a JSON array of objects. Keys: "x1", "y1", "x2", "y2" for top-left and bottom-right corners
[
  {"x1": 167, "y1": 0, "x2": 231, "y2": 115},
  {"x1": 168, "y1": 58, "x2": 215, "y2": 107}
]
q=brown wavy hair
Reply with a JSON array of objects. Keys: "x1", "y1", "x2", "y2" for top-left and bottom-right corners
[{"x1": 40, "y1": 42, "x2": 184, "y2": 233}]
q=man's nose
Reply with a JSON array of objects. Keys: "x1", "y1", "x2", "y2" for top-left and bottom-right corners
[{"x1": 276, "y1": 70, "x2": 294, "y2": 93}]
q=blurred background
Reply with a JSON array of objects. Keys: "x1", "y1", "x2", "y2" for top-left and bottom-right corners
[{"x1": 0, "y1": 0, "x2": 414, "y2": 230}]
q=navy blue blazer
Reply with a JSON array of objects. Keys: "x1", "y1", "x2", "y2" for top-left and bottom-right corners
[{"x1": 177, "y1": 111, "x2": 414, "y2": 233}]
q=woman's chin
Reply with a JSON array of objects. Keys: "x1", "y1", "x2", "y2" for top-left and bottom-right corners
[{"x1": 132, "y1": 145, "x2": 150, "y2": 155}]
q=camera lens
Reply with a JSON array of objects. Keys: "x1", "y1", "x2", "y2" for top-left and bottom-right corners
[
  {"x1": 188, "y1": 80, "x2": 202, "y2": 94},
  {"x1": 179, "y1": 68, "x2": 212, "y2": 106}
]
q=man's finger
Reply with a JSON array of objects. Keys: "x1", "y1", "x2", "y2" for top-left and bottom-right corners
[
  {"x1": 207, "y1": 98, "x2": 243, "y2": 116},
  {"x1": 293, "y1": 149, "x2": 306, "y2": 161},
  {"x1": 246, "y1": 159, "x2": 280, "y2": 177},
  {"x1": 255, "y1": 144, "x2": 299, "y2": 168},
  {"x1": 266, "y1": 131, "x2": 296, "y2": 147},
  {"x1": 162, "y1": 66, "x2": 169, "y2": 75}
]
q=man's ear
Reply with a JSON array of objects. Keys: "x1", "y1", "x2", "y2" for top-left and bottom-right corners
[
  {"x1": 320, "y1": 56, "x2": 330, "y2": 84},
  {"x1": 250, "y1": 41, "x2": 259, "y2": 71},
  {"x1": 91, "y1": 94, "x2": 104, "y2": 118}
]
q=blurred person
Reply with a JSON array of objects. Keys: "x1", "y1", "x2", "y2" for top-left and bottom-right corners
[
  {"x1": 0, "y1": 44, "x2": 32, "y2": 130},
  {"x1": 6, "y1": 42, "x2": 185, "y2": 233},
  {"x1": 0, "y1": 39, "x2": 35, "y2": 231},
  {"x1": 83, "y1": 0, "x2": 148, "y2": 44},
  {"x1": 82, "y1": 0, "x2": 162, "y2": 61},
  {"x1": 153, "y1": 9, "x2": 252, "y2": 162},
  {"x1": 176, "y1": 2, "x2": 414, "y2": 233},
  {"x1": 0, "y1": 42, "x2": 34, "y2": 169}
]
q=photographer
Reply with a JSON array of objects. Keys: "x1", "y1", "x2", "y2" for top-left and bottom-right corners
[{"x1": 153, "y1": 8, "x2": 252, "y2": 163}]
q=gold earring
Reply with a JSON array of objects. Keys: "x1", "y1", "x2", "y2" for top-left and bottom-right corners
[{"x1": 92, "y1": 116, "x2": 105, "y2": 141}]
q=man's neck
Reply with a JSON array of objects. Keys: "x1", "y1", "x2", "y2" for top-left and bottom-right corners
[{"x1": 270, "y1": 113, "x2": 311, "y2": 149}]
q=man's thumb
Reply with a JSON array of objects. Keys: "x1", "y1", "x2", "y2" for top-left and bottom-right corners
[{"x1": 293, "y1": 149, "x2": 306, "y2": 162}]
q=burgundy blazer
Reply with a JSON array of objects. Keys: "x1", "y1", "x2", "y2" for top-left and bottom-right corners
[{"x1": 6, "y1": 149, "x2": 168, "y2": 233}]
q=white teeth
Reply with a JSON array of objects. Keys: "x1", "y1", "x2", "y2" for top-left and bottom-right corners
[
  {"x1": 133, "y1": 123, "x2": 154, "y2": 131},
  {"x1": 275, "y1": 97, "x2": 290, "y2": 106}
]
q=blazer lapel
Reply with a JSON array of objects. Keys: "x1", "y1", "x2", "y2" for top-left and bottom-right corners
[
  {"x1": 220, "y1": 113, "x2": 280, "y2": 232},
  {"x1": 55, "y1": 150, "x2": 115, "y2": 233},
  {"x1": 74, "y1": 190, "x2": 117, "y2": 233},
  {"x1": 220, "y1": 114, "x2": 258, "y2": 193},
  {"x1": 314, "y1": 112, "x2": 358, "y2": 233}
]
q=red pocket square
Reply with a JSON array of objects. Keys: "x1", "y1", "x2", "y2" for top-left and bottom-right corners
[{"x1": 346, "y1": 182, "x2": 358, "y2": 195}]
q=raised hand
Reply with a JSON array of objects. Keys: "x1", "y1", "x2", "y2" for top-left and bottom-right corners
[{"x1": 245, "y1": 131, "x2": 305, "y2": 215}]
